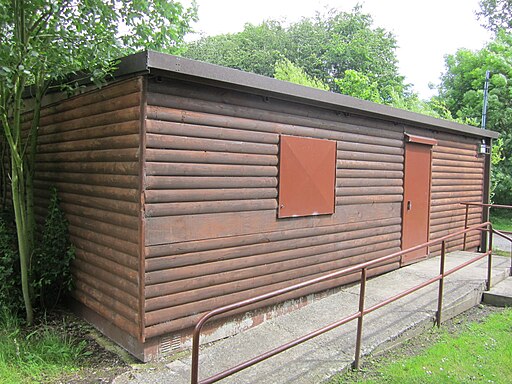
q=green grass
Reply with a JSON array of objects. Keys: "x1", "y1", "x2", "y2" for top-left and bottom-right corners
[
  {"x1": 333, "y1": 309, "x2": 512, "y2": 384},
  {"x1": 490, "y1": 210, "x2": 512, "y2": 256},
  {"x1": 491, "y1": 209, "x2": 512, "y2": 232},
  {"x1": 493, "y1": 249, "x2": 511, "y2": 257},
  {"x1": 0, "y1": 308, "x2": 88, "y2": 384}
]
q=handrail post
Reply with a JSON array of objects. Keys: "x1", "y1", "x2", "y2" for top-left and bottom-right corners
[
  {"x1": 463, "y1": 204, "x2": 469, "y2": 250},
  {"x1": 187, "y1": 221, "x2": 493, "y2": 384},
  {"x1": 353, "y1": 267, "x2": 367, "y2": 370},
  {"x1": 487, "y1": 224, "x2": 493, "y2": 291},
  {"x1": 436, "y1": 241, "x2": 446, "y2": 327},
  {"x1": 191, "y1": 325, "x2": 201, "y2": 384}
]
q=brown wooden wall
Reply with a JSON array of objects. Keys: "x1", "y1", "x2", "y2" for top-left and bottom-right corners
[
  {"x1": 403, "y1": 126, "x2": 485, "y2": 254},
  {"x1": 33, "y1": 77, "x2": 143, "y2": 339},
  {"x1": 143, "y1": 77, "x2": 404, "y2": 339},
  {"x1": 429, "y1": 133, "x2": 484, "y2": 253}
]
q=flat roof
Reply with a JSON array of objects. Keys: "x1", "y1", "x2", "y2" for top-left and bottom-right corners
[{"x1": 117, "y1": 50, "x2": 498, "y2": 140}]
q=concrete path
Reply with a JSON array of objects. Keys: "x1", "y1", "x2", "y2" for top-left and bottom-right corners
[
  {"x1": 114, "y1": 252, "x2": 510, "y2": 384},
  {"x1": 483, "y1": 277, "x2": 512, "y2": 307},
  {"x1": 493, "y1": 232, "x2": 511, "y2": 252}
]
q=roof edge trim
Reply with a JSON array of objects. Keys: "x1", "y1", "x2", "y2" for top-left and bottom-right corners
[{"x1": 121, "y1": 50, "x2": 498, "y2": 140}]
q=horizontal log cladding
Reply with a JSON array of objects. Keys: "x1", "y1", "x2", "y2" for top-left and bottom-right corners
[
  {"x1": 146, "y1": 219, "x2": 401, "y2": 276},
  {"x1": 144, "y1": 263, "x2": 398, "y2": 338},
  {"x1": 34, "y1": 77, "x2": 142, "y2": 339},
  {"x1": 148, "y1": 105, "x2": 404, "y2": 147},
  {"x1": 147, "y1": 79, "x2": 404, "y2": 137},
  {"x1": 145, "y1": 241, "x2": 400, "y2": 312},
  {"x1": 146, "y1": 203, "x2": 402, "y2": 246},
  {"x1": 144, "y1": 78, "x2": 404, "y2": 242},
  {"x1": 147, "y1": 237, "x2": 399, "y2": 300},
  {"x1": 429, "y1": 135, "x2": 484, "y2": 255},
  {"x1": 146, "y1": 176, "x2": 277, "y2": 190},
  {"x1": 142, "y1": 76, "x2": 406, "y2": 340},
  {"x1": 145, "y1": 149, "x2": 277, "y2": 166}
]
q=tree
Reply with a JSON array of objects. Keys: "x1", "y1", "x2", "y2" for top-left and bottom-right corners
[
  {"x1": 184, "y1": 7, "x2": 406, "y2": 102},
  {"x1": 186, "y1": 20, "x2": 287, "y2": 78},
  {"x1": 335, "y1": 70, "x2": 382, "y2": 103},
  {"x1": 273, "y1": 59, "x2": 329, "y2": 90},
  {"x1": 285, "y1": 8, "x2": 405, "y2": 101},
  {"x1": 437, "y1": 31, "x2": 512, "y2": 203},
  {"x1": 0, "y1": 0, "x2": 197, "y2": 324},
  {"x1": 477, "y1": 0, "x2": 512, "y2": 33}
]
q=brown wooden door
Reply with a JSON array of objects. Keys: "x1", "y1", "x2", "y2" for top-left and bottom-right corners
[{"x1": 402, "y1": 142, "x2": 433, "y2": 264}]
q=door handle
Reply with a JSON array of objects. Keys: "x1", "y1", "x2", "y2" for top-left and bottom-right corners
[{"x1": 407, "y1": 201, "x2": 412, "y2": 210}]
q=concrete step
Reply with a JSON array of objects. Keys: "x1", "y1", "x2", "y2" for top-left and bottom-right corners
[{"x1": 483, "y1": 276, "x2": 512, "y2": 307}]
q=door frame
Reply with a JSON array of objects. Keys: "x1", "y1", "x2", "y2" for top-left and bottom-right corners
[{"x1": 401, "y1": 134, "x2": 437, "y2": 266}]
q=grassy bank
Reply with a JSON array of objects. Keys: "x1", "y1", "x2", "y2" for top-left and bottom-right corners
[
  {"x1": 491, "y1": 209, "x2": 512, "y2": 232},
  {"x1": 0, "y1": 309, "x2": 87, "y2": 384},
  {"x1": 332, "y1": 308, "x2": 512, "y2": 384}
]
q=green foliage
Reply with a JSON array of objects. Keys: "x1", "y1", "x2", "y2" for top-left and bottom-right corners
[
  {"x1": 185, "y1": 7, "x2": 406, "y2": 101},
  {"x1": 186, "y1": 20, "x2": 287, "y2": 78},
  {"x1": 33, "y1": 187, "x2": 75, "y2": 310},
  {"x1": 490, "y1": 137, "x2": 505, "y2": 202},
  {"x1": 0, "y1": 188, "x2": 75, "y2": 316},
  {"x1": 0, "y1": 0, "x2": 197, "y2": 324},
  {"x1": 0, "y1": 212, "x2": 22, "y2": 315},
  {"x1": 490, "y1": 208, "x2": 512, "y2": 232},
  {"x1": 333, "y1": 309, "x2": 512, "y2": 384},
  {"x1": 477, "y1": 0, "x2": 512, "y2": 34},
  {"x1": 274, "y1": 58, "x2": 329, "y2": 90},
  {"x1": 437, "y1": 31, "x2": 512, "y2": 204},
  {"x1": 286, "y1": 7, "x2": 405, "y2": 101},
  {"x1": 0, "y1": 308, "x2": 87, "y2": 383},
  {"x1": 335, "y1": 70, "x2": 382, "y2": 103}
]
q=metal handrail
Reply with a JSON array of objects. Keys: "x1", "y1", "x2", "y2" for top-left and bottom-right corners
[
  {"x1": 461, "y1": 202, "x2": 512, "y2": 274},
  {"x1": 191, "y1": 221, "x2": 496, "y2": 384}
]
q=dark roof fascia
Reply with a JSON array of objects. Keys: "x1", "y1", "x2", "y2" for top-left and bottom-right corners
[
  {"x1": 125, "y1": 50, "x2": 498, "y2": 140},
  {"x1": 115, "y1": 50, "x2": 151, "y2": 78}
]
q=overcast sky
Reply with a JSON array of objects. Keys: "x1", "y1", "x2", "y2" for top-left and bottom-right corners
[{"x1": 184, "y1": 0, "x2": 491, "y2": 99}]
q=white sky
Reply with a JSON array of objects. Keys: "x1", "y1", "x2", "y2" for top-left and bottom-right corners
[{"x1": 184, "y1": 0, "x2": 492, "y2": 99}]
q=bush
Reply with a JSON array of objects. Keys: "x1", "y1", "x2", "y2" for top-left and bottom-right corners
[
  {"x1": 0, "y1": 211, "x2": 23, "y2": 315},
  {"x1": 32, "y1": 187, "x2": 75, "y2": 310},
  {"x1": 0, "y1": 187, "x2": 75, "y2": 318}
]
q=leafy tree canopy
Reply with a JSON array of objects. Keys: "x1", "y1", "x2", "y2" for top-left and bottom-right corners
[
  {"x1": 477, "y1": 0, "x2": 512, "y2": 33},
  {"x1": 273, "y1": 58, "x2": 329, "y2": 90},
  {"x1": 437, "y1": 31, "x2": 512, "y2": 203},
  {"x1": 335, "y1": 70, "x2": 382, "y2": 103},
  {"x1": 184, "y1": 7, "x2": 406, "y2": 102},
  {"x1": 0, "y1": 0, "x2": 197, "y2": 324}
]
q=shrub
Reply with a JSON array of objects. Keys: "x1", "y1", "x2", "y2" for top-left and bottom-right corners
[
  {"x1": 0, "y1": 210, "x2": 23, "y2": 315},
  {"x1": 32, "y1": 187, "x2": 75, "y2": 310}
]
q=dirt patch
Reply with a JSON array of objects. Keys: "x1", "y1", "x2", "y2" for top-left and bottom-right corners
[
  {"x1": 333, "y1": 304, "x2": 506, "y2": 383},
  {"x1": 39, "y1": 310, "x2": 131, "y2": 384}
]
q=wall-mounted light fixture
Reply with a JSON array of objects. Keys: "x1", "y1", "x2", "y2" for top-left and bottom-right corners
[{"x1": 478, "y1": 140, "x2": 490, "y2": 155}]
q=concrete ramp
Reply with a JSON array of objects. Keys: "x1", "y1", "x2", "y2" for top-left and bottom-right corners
[
  {"x1": 483, "y1": 277, "x2": 512, "y2": 307},
  {"x1": 114, "y1": 252, "x2": 510, "y2": 384}
]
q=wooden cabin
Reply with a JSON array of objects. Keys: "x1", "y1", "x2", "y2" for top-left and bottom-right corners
[{"x1": 33, "y1": 51, "x2": 498, "y2": 361}]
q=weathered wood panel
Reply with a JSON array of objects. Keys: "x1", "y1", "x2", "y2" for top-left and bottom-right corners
[
  {"x1": 144, "y1": 263, "x2": 398, "y2": 338},
  {"x1": 145, "y1": 240, "x2": 400, "y2": 312},
  {"x1": 34, "y1": 77, "x2": 142, "y2": 340},
  {"x1": 146, "y1": 221, "x2": 401, "y2": 278},
  {"x1": 143, "y1": 77, "x2": 405, "y2": 339},
  {"x1": 146, "y1": 238, "x2": 399, "y2": 299},
  {"x1": 428, "y1": 133, "x2": 485, "y2": 253}
]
